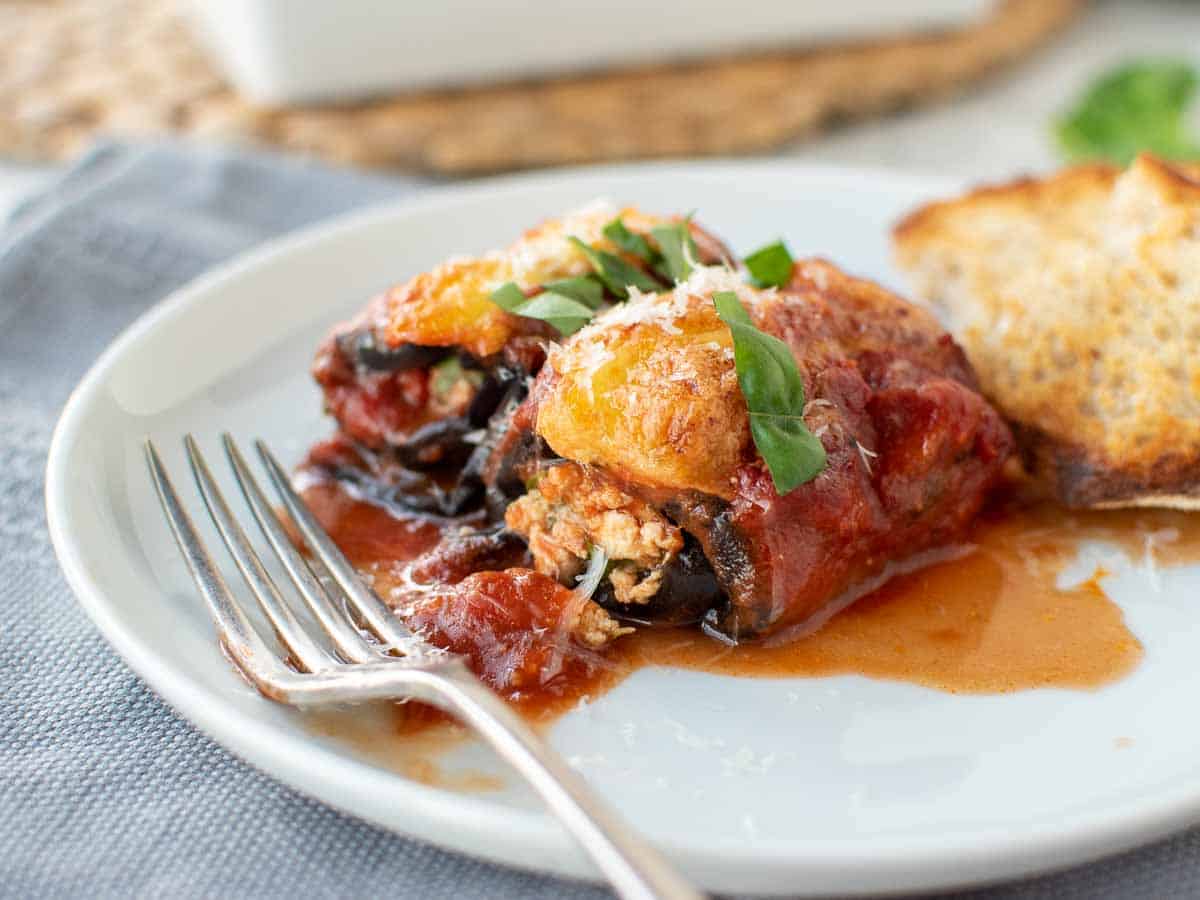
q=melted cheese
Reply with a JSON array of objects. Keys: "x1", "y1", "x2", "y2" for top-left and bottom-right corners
[
  {"x1": 538, "y1": 266, "x2": 753, "y2": 498},
  {"x1": 380, "y1": 202, "x2": 681, "y2": 359}
]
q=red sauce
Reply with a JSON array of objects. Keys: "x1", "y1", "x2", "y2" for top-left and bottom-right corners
[
  {"x1": 301, "y1": 482, "x2": 1200, "y2": 741},
  {"x1": 613, "y1": 502, "x2": 1179, "y2": 694},
  {"x1": 401, "y1": 568, "x2": 611, "y2": 695},
  {"x1": 312, "y1": 337, "x2": 437, "y2": 450},
  {"x1": 299, "y1": 482, "x2": 441, "y2": 565}
]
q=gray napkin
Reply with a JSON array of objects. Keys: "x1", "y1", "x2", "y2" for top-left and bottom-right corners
[{"x1": 3, "y1": 139, "x2": 1199, "y2": 900}]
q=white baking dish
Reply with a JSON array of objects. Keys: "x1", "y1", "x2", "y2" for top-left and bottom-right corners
[{"x1": 181, "y1": 0, "x2": 994, "y2": 105}]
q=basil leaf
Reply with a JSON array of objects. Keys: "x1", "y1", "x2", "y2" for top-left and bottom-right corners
[
  {"x1": 746, "y1": 417, "x2": 828, "y2": 497},
  {"x1": 511, "y1": 292, "x2": 594, "y2": 336},
  {"x1": 489, "y1": 282, "x2": 594, "y2": 336},
  {"x1": 490, "y1": 281, "x2": 529, "y2": 312},
  {"x1": 568, "y1": 236, "x2": 662, "y2": 298},
  {"x1": 430, "y1": 355, "x2": 483, "y2": 398},
  {"x1": 542, "y1": 275, "x2": 605, "y2": 309},
  {"x1": 602, "y1": 218, "x2": 657, "y2": 264},
  {"x1": 1057, "y1": 60, "x2": 1200, "y2": 164},
  {"x1": 713, "y1": 291, "x2": 826, "y2": 494},
  {"x1": 743, "y1": 240, "x2": 794, "y2": 288},
  {"x1": 650, "y1": 223, "x2": 699, "y2": 282}
]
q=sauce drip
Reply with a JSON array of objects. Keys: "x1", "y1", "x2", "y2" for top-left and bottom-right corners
[
  {"x1": 615, "y1": 502, "x2": 1200, "y2": 693},
  {"x1": 301, "y1": 482, "x2": 1200, "y2": 715},
  {"x1": 307, "y1": 703, "x2": 502, "y2": 792}
]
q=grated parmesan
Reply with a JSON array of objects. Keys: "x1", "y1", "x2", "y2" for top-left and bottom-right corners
[{"x1": 855, "y1": 440, "x2": 880, "y2": 474}]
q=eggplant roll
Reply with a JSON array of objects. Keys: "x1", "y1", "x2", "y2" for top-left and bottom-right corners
[{"x1": 310, "y1": 205, "x2": 1013, "y2": 642}]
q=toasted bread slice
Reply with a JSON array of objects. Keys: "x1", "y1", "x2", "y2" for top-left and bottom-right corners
[{"x1": 894, "y1": 154, "x2": 1200, "y2": 509}]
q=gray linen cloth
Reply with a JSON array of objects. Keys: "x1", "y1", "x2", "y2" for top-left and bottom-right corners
[{"x1": 3, "y1": 140, "x2": 1200, "y2": 899}]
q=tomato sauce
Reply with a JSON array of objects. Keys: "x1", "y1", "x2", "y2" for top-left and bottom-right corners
[
  {"x1": 613, "y1": 501, "x2": 1200, "y2": 693},
  {"x1": 300, "y1": 481, "x2": 1200, "y2": 751}
]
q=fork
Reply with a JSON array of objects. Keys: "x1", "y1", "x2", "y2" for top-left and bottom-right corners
[{"x1": 146, "y1": 434, "x2": 702, "y2": 900}]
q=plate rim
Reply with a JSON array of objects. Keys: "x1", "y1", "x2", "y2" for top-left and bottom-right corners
[{"x1": 43, "y1": 158, "x2": 1200, "y2": 895}]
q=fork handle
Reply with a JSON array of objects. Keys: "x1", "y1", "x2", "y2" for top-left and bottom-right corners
[{"x1": 426, "y1": 666, "x2": 704, "y2": 900}]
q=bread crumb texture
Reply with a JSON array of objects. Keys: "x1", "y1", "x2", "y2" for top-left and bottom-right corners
[{"x1": 894, "y1": 155, "x2": 1200, "y2": 508}]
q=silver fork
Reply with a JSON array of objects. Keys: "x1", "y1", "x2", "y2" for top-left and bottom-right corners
[{"x1": 146, "y1": 434, "x2": 702, "y2": 900}]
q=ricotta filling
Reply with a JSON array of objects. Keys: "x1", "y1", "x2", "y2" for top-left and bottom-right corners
[{"x1": 504, "y1": 462, "x2": 684, "y2": 606}]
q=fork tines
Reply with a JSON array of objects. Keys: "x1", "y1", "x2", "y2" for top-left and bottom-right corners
[
  {"x1": 145, "y1": 434, "x2": 448, "y2": 698},
  {"x1": 146, "y1": 441, "x2": 702, "y2": 898}
]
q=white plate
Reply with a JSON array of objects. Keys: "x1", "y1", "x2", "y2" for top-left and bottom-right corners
[{"x1": 46, "y1": 162, "x2": 1200, "y2": 897}]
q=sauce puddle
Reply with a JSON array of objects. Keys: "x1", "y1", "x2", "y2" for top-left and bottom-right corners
[
  {"x1": 298, "y1": 483, "x2": 1200, "y2": 782},
  {"x1": 616, "y1": 502, "x2": 1200, "y2": 693}
]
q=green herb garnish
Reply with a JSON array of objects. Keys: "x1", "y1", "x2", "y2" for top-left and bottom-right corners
[
  {"x1": 650, "y1": 222, "x2": 698, "y2": 282},
  {"x1": 490, "y1": 281, "x2": 528, "y2": 311},
  {"x1": 541, "y1": 275, "x2": 605, "y2": 309},
  {"x1": 743, "y1": 240, "x2": 794, "y2": 288},
  {"x1": 602, "y1": 218, "x2": 657, "y2": 264},
  {"x1": 1056, "y1": 60, "x2": 1200, "y2": 164},
  {"x1": 490, "y1": 281, "x2": 594, "y2": 336},
  {"x1": 514, "y1": 292, "x2": 594, "y2": 335},
  {"x1": 430, "y1": 355, "x2": 484, "y2": 398},
  {"x1": 568, "y1": 236, "x2": 661, "y2": 297},
  {"x1": 713, "y1": 291, "x2": 826, "y2": 494}
]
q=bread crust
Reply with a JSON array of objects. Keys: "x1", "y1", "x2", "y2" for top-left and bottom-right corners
[{"x1": 894, "y1": 154, "x2": 1200, "y2": 509}]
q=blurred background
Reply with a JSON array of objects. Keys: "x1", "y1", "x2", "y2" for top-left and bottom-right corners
[{"x1": 2, "y1": 0, "x2": 1199, "y2": 216}]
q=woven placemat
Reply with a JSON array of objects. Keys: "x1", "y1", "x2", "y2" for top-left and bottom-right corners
[{"x1": 1, "y1": 0, "x2": 1081, "y2": 174}]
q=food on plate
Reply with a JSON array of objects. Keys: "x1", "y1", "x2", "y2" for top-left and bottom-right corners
[
  {"x1": 894, "y1": 154, "x2": 1200, "y2": 510},
  {"x1": 312, "y1": 203, "x2": 729, "y2": 457},
  {"x1": 517, "y1": 259, "x2": 1012, "y2": 638},
  {"x1": 303, "y1": 202, "x2": 1014, "y2": 694}
]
